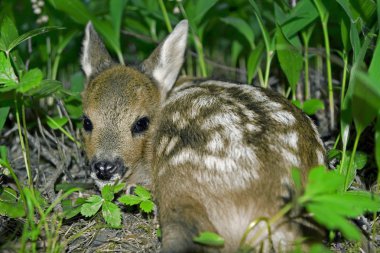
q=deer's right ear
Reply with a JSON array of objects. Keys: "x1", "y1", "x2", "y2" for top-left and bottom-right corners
[{"x1": 81, "y1": 22, "x2": 115, "y2": 80}]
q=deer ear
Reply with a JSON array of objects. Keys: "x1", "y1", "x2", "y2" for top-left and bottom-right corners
[
  {"x1": 141, "y1": 20, "x2": 188, "y2": 100},
  {"x1": 81, "y1": 22, "x2": 116, "y2": 80}
]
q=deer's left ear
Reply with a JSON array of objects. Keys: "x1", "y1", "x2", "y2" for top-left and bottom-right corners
[{"x1": 141, "y1": 20, "x2": 188, "y2": 100}]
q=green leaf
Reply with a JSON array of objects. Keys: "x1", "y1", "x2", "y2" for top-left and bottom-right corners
[
  {"x1": 7, "y1": 26, "x2": 63, "y2": 53},
  {"x1": 102, "y1": 201, "x2": 121, "y2": 227},
  {"x1": 246, "y1": 42, "x2": 264, "y2": 83},
  {"x1": 110, "y1": 0, "x2": 128, "y2": 42},
  {"x1": 0, "y1": 106, "x2": 10, "y2": 130},
  {"x1": 291, "y1": 168, "x2": 302, "y2": 191},
  {"x1": 337, "y1": 151, "x2": 368, "y2": 189},
  {"x1": 25, "y1": 80, "x2": 63, "y2": 98},
  {"x1": 369, "y1": 37, "x2": 380, "y2": 81},
  {"x1": 101, "y1": 184, "x2": 114, "y2": 202},
  {"x1": 279, "y1": 0, "x2": 319, "y2": 38},
  {"x1": 0, "y1": 187, "x2": 25, "y2": 218},
  {"x1": 81, "y1": 195, "x2": 103, "y2": 217},
  {"x1": 275, "y1": 28, "x2": 303, "y2": 91},
  {"x1": 113, "y1": 183, "x2": 126, "y2": 194},
  {"x1": 140, "y1": 200, "x2": 154, "y2": 213},
  {"x1": 221, "y1": 17, "x2": 254, "y2": 49},
  {"x1": 307, "y1": 202, "x2": 361, "y2": 240},
  {"x1": 350, "y1": 23, "x2": 361, "y2": 63},
  {"x1": 352, "y1": 70, "x2": 380, "y2": 133},
  {"x1": 118, "y1": 194, "x2": 142, "y2": 206},
  {"x1": 249, "y1": 0, "x2": 273, "y2": 52},
  {"x1": 291, "y1": 99, "x2": 302, "y2": 109},
  {"x1": 184, "y1": 0, "x2": 218, "y2": 25},
  {"x1": 17, "y1": 68, "x2": 43, "y2": 93},
  {"x1": 193, "y1": 231, "x2": 224, "y2": 247},
  {"x1": 46, "y1": 116, "x2": 68, "y2": 130},
  {"x1": 340, "y1": 16, "x2": 351, "y2": 52},
  {"x1": 0, "y1": 16, "x2": 19, "y2": 51},
  {"x1": 0, "y1": 51, "x2": 18, "y2": 84},
  {"x1": 231, "y1": 41, "x2": 243, "y2": 68},
  {"x1": 134, "y1": 185, "x2": 151, "y2": 200},
  {"x1": 302, "y1": 99, "x2": 325, "y2": 115},
  {"x1": 376, "y1": 115, "x2": 380, "y2": 172},
  {"x1": 62, "y1": 198, "x2": 86, "y2": 219}
]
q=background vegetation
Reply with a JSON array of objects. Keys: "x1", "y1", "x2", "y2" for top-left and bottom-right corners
[{"x1": 0, "y1": 0, "x2": 380, "y2": 252}]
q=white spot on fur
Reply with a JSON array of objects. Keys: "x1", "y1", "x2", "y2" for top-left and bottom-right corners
[
  {"x1": 169, "y1": 148, "x2": 198, "y2": 166},
  {"x1": 282, "y1": 148, "x2": 300, "y2": 167},
  {"x1": 171, "y1": 111, "x2": 188, "y2": 129},
  {"x1": 165, "y1": 136, "x2": 179, "y2": 155},
  {"x1": 265, "y1": 101, "x2": 283, "y2": 110},
  {"x1": 278, "y1": 132, "x2": 299, "y2": 149},
  {"x1": 157, "y1": 136, "x2": 169, "y2": 156},
  {"x1": 81, "y1": 23, "x2": 93, "y2": 77},
  {"x1": 316, "y1": 149, "x2": 325, "y2": 165},
  {"x1": 207, "y1": 133, "x2": 224, "y2": 152},
  {"x1": 270, "y1": 111, "x2": 296, "y2": 125},
  {"x1": 246, "y1": 123, "x2": 260, "y2": 132}
]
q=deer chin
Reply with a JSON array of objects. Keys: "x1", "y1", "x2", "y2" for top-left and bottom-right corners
[{"x1": 90, "y1": 171, "x2": 122, "y2": 190}]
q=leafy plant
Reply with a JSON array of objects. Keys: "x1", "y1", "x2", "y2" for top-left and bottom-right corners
[{"x1": 118, "y1": 185, "x2": 155, "y2": 214}]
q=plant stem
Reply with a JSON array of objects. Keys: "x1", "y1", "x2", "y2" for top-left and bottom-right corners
[
  {"x1": 263, "y1": 51, "x2": 272, "y2": 88},
  {"x1": 158, "y1": 0, "x2": 172, "y2": 32},
  {"x1": 344, "y1": 132, "x2": 361, "y2": 190},
  {"x1": 302, "y1": 32, "x2": 310, "y2": 99},
  {"x1": 340, "y1": 52, "x2": 348, "y2": 107},
  {"x1": 321, "y1": 18, "x2": 335, "y2": 130},
  {"x1": 178, "y1": 3, "x2": 207, "y2": 77},
  {"x1": 15, "y1": 98, "x2": 34, "y2": 192}
]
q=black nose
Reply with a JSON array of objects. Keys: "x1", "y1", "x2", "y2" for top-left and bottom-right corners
[{"x1": 91, "y1": 160, "x2": 119, "y2": 181}]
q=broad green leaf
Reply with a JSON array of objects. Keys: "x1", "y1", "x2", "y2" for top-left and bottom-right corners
[
  {"x1": 140, "y1": 200, "x2": 154, "y2": 213},
  {"x1": 134, "y1": 185, "x2": 151, "y2": 200},
  {"x1": 376, "y1": 115, "x2": 380, "y2": 173},
  {"x1": 275, "y1": 28, "x2": 303, "y2": 91},
  {"x1": 369, "y1": 37, "x2": 380, "y2": 81},
  {"x1": 0, "y1": 106, "x2": 10, "y2": 130},
  {"x1": 307, "y1": 202, "x2": 361, "y2": 240},
  {"x1": 26, "y1": 80, "x2": 63, "y2": 98},
  {"x1": 352, "y1": 71, "x2": 380, "y2": 134},
  {"x1": 0, "y1": 51, "x2": 18, "y2": 84},
  {"x1": 249, "y1": 0, "x2": 273, "y2": 51},
  {"x1": 231, "y1": 41, "x2": 243, "y2": 68},
  {"x1": 340, "y1": 16, "x2": 350, "y2": 52},
  {"x1": 114, "y1": 183, "x2": 126, "y2": 194},
  {"x1": 336, "y1": 0, "x2": 376, "y2": 25},
  {"x1": 7, "y1": 26, "x2": 63, "y2": 53},
  {"x1": 309, "y1": 244, "x2": 332, "y2": 253},
  {"x1": 184, "y1": 0, "x2": 218, "y2": 25},
  {"x1": 17, "y1": 68, "x2": 43, "y2": 93},
  {"x1": 102, "y1": 201, "x2": 121, "y2": 227},
  {"x1": 0, "y1": 16, "x2": 19, "y2": 51},
  {"x1": 101, "y1": 184, "x2": 114, "y2": 202},
  {"x1": 118, "y1": 194, "x2": 142, "y2": 206},
  {"x1": 46, "y1": 116, "x2": 68, "y2": 130},
  {"x1": 0, "y1": 188, "x2": 25, "y2": 218},
  {"x1": 302, "y1": 99, "x2": 325, "y2": 115},
  {"x1": 247, "y1": 42, "x2": 264, "y2": 83},
  {"x1": 62, "y1": 198, "x2": 86, "y2": 219},
  {"x1": 279, "y1": 0, "x2": 319, "y2": 39},
  {"x1": 302, "y1": 166, "x2": 344, "y2": 200},
  {"x1": 291, "y1": 99, "x2": 302, "y2": 109},
  {"x1": 193, "y1": 231, "x2": 225, "y2": 247},
  {"x1": 221, "y1": 17, "x2": 254, "y2": 49},
  {"x1": 48, "y1": 0, "x2": 92, "y2": 24},
  {"x1": 350, "y1": 24, "x2": 361, "y2": 63},
  {"x1": 81, "y1": 196, "x2": 103, "y2": 217},
  {"x1": 110, "y1": 0, "x2": 128, "y2": 42}
]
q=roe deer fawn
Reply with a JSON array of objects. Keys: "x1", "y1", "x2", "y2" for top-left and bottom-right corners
[{"x1": 81, "y1": 20, "x2": 325, "y2": 252}]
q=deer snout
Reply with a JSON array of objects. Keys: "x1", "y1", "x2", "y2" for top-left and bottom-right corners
[{"x1": 91, "y1": 159, "x2": 125, "y2": 181}]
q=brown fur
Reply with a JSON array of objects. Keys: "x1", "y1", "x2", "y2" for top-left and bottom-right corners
[{"x1": 81, "y1": 21, "x2": 325, "y2": 252}]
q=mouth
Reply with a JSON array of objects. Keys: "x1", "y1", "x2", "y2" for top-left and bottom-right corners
[{"x1": 90, "y1": 171, "x2": 122, "y2": 189}]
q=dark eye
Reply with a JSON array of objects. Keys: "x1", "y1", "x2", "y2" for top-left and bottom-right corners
[
  {"x1": 131, "y1": 116, "x2": 150, "y2": 136},
  {"x1": 83, "y1": 115, "x2": 93, "y2": 132}
]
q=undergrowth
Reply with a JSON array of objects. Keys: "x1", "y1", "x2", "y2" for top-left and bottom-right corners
[{"x1": 0, "y1": 0, "x2": 380, "y2": 252}]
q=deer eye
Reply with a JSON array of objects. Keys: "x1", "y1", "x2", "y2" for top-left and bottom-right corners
[
  {"x1": 82, "y1": 115, "x2": 93, "y2": 132},
  {"x1": 131, "y1": 116, "x2": 150, "y2": 136}
]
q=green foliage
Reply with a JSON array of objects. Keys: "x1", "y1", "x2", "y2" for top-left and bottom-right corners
[
  {"x1": 118, "y1": 185, "x2": 155, "y2": 213},
  {"x1": 296, "y1": 167, "x2": 380, "y2": 240},
  {"x1": 193, "y1": 231, "x2": 225, "y2": 247}
]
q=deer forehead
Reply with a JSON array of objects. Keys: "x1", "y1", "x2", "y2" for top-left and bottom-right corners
[{"x1": 82, "y1": 66, "x2": 160, "y2": 120}]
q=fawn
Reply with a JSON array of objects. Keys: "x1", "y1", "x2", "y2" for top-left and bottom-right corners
[{"x1": 80, "y1": 20, "x2": 326, "y2": 252}]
